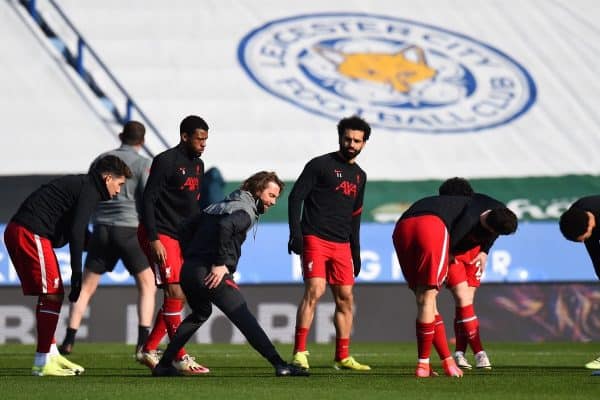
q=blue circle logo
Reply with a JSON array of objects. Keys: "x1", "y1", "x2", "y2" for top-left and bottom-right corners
[{"x1": 238, "y1": 13, "x2": 536, "y2": 133}]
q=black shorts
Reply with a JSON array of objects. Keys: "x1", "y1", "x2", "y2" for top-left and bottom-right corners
[{"x1": 85, "y1": 225, "x2": 149, "y2": 275}]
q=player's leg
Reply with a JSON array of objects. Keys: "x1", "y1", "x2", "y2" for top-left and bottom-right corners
[
  {"x1": 414, "y1": 285, "x2": 439, "y2": 377},
  {"x1": 59, "y1": 270, "x2": 101, "y2": 355},
  {"x1": 117, "y1": 225, "x2": 156, "y2": 359},
  {"x1": 449, "y1": 279, "x2": 474, "y2": 369},
  {"x1": 136, "y1": 225, "x2": 167, "y2": 365},
  {"x1": 394, "y1": 215, "x2": 461, "y2": 377},
  {"x1": 293, "y1": 277, "x2": 326, "y2": 369},
  {"x1": 328, "y1": 240, "x2": 369, "y2": 371},
  {"x1": 154, "y1": 265, "x2": 211, "y2": 376},
  {"x1": 212, "y1": 276, "x2": 308, "y2": 377},
  {"x1": 4, "y1": 222, "x2": 77, "y2": 376},
  {"x1": 330, "y1": 284, "x2": 370, "y2": 371},
  {"x1": 463, "y1": 261, "x2": 491, "y2": 369},
  {"x1": 292, "y1": 235, "x2": 329, "y2": 369},
  {"x1": 133, "y1": 267, "x2": 156, "y2": 358}
]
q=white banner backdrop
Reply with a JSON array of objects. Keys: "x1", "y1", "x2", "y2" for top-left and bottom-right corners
[{"x1": 3, "y1": 0, "x2": 599, "y2": 180}]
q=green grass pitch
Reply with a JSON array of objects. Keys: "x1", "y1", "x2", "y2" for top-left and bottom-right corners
[{"x1": 1, "y1": 342, "x2": 599, "y2": 399}]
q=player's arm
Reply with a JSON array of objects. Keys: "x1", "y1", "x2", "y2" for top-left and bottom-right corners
[
  {"x1": 134, "y1": 157, "x2": 152, "y2": 218},
  {"x1": 584, "y1": 238, "x2": 600, "y2": 280},
  {"x1": 287, "y1": 161, "x2": 318, "y2": 254},
  {"x1": 205, "y1": 210, "x2": 251, "y2": 289},
  {"x1": 349, "y1": 172, "x2": 366, "y2": 277},
  {"x1": 141, "y1": 154, "x2": 170, "y2": 265},
  {"x1": 67, "y1": 187, "x2": 100, "y2": 302},
  {"x1": 141, "y1": 154, "x2": 169, "y2": 240}
]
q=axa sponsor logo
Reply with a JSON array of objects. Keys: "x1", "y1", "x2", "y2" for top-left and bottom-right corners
[
  {"x1": 238, "y1": 13, "x2": 536, "y2": 133},
  {"x1": 181, "y1": 176, "x2": 199, "y2": 192},
  {"x1": 336, "y1": 181, "x2": 358, "y2": 197}
]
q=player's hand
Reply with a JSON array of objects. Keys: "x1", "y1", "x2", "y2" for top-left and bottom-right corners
[
  {"x1": 68, "y1": 272, "x2": 82, "y2": 303},
  {"x1": 471, "y1": 252, "x2": 488, "y2": 279},
  {"x1": 204, "y1": 265, "x2": 229, "y2": 289},
  {"x1": 352, "y1": 249, "x2": 361, "y2": 277},
  {"x1": 288, "y1": 234, "x2": 303, "y2": 255},
  {"x1": 150, "y1": 240, "x2": 167, "y2": 267}
]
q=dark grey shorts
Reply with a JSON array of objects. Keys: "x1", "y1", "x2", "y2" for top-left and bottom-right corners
[{"x1": 85, "y1": 225, "x2": 149, "y2": 275}]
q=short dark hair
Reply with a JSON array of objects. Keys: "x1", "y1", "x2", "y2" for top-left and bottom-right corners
[
  {"x1": 559, "y1": 207, "x2": 590, "y2": 241},
  {"x1": 240, "y1": 171, "x2": 284, "y2": 198},
  {"x1": 439, "y1": 177, "x2": 474, "y2": 196},
  {"x1": 93, "y1": 155, "x2": 132, "y2": 178},
  {"x1": 486, "y1": 207, "x2": 518, "y2": 235},
  {"x1": 337, "y1": 116, "x2": 371, "y2": 141},
  {"x1": 120, "y1": 120, "x2": 145, "y2": 145},
  {"x1": 180, "y1": 115, "x2": 209, "y2": 135}
]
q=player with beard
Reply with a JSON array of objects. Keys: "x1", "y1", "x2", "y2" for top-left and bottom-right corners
[
  {"x1": 137, "y1": 115, "x2": 209, "y2": 374},
  {"x1": 288, "y1": 116, "x2": 371, "y2": 371}
]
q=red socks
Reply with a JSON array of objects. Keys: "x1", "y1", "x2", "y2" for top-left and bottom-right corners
[
  {"x1": 293, "y1": 327, "x2": 309, "y2": 353},
  {"x1": 36, "y1": 298, "x2": 62, "y2": 353},
  {"x1": 432, "y1": 314, "x2": 451, "y2": 360},
  {"x1": 162, "y1": 298, "x2": 187, "y2": 360},
  {"x1": 294, "y1": 328, "x2": 350, "y2": 361},
  {"x1": 335, "y1": 338, "x2": 350, "y2": 361},
  {"x1": 416, "y1": 320, "x2": 435, "y2": 361},
  {"x1": 144, "y1": 308, "x2": 167, "y2": 352},
  {"x1": 456, "y1": 305, "x2": 484, "y2": 354}
]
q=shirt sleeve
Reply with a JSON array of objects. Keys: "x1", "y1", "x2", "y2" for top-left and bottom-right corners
[
  {"x1": 69, "y1": 185, "x2": 99, "y2": 275},
  {"x1": 215, "y1": 210, "x2": 252, "y2": 268},
  {"x1": 584, "y1": 235, "x2": 600, "y2": 280},
  {"x1": 135, "y1": 157, "x2": 152, "y2": 218},
  {"x1": 349, "y1": 172, "x2": 366, "y2": 253},
  {"x1": 141, "y1": 154, "x2": 170, "y2": 241},
  {"x1": 288, "y1": 160, "x2": 318, "y2": 238}
]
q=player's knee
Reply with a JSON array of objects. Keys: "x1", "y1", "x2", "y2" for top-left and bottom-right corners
[
  {"x1": 189, "y1": 309, "x2": 211, "y2": 324},
  {"x1": 304, "y1": 285, "x2": 326, "y2": 302}
]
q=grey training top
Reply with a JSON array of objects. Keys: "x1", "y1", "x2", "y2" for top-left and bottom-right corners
[{"x1": 92, "y1": 144, "x2": 152, "y2": 227}]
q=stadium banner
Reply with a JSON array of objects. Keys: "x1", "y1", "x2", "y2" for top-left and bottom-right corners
[
  {"x1": 0, "y1": 221, "x2": 597, "y2": 286},
  {"x1": 0, "y1": 283, "x2": 598, "y2": 345},
  {"x1": 2, "y1": 175, "x2": 598, "y2": 224},
  {"x1": 224, "y1": 175, "x2": 600, "y2": 223}
]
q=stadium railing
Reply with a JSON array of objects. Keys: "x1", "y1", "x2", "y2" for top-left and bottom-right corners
[{"x1": 18, "y1": 0, "x2": 170, "y2": 157}]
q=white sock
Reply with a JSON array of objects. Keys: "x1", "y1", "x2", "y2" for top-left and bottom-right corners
[
  {"x1": 34, "y1": 352, "x2": 50, "y2": 367},
  {"x1": 49, "y1": 343, "x2": 59, "y2": 356}
]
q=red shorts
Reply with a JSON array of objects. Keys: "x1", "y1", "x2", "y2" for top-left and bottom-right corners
[
  {"x1": 446, "y1": 246, "x2": 483, "y2": 288},
  {"x1": 392, "y1": 215, "x2": 449, "y2": 290},
  {"x1": 301, "y1": 235, "x2": 354, "y2": 285},
  {"x1": 137, "y1": 224, "x2": 183, "y2": 286},
  {"x1": 3, "y1": 222, "x2": 64, "y2": 295}
]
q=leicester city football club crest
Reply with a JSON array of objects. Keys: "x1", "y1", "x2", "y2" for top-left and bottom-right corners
[{"x1": 238, "y1": 13, "x2": 536, "y2": 133}]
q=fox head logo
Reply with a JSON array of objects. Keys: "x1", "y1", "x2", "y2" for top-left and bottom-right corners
[
  {"x1": 239, "y1": 14, "x2": 536, "y2": 132},
  {"x1": 316, "y1": 45, "x2": 436, "y2": 93}
]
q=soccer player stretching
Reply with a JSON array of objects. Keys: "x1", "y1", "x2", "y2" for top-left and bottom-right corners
[
  {"x1": 4, "y1": 155, "x2": 131, "y2": 376},
  {"x1": 392, "y1": 194, "x2": 517, "y2": 377},
  {"x1": 439, "y1": 177, "x2": 496, "y2": 370},
  {"x1": 59, "y1": 121, "x2": 156, "y2": 360},
  {"x1": 559, "y1": 196, "x2": 600, "y2": 374},
  {"x1": 288, "y1": 116, "x2": 371, "y2": 371},
  {"x1": 152, "y1": 172, "x2": 308, "y2": 377}
]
